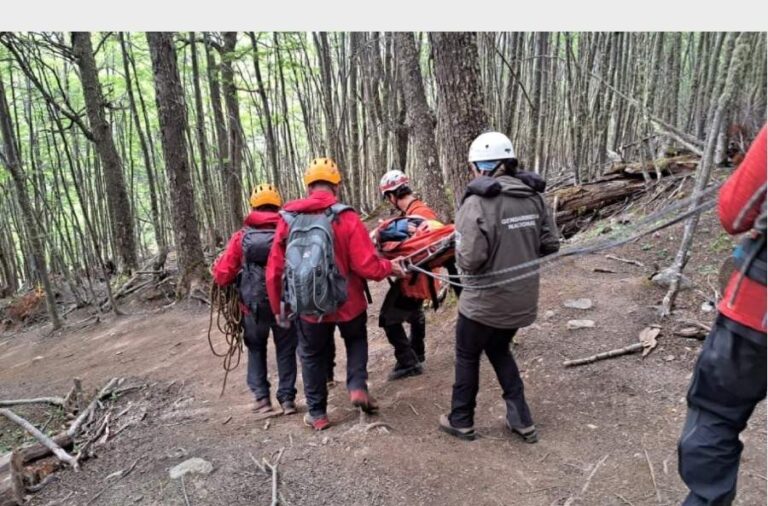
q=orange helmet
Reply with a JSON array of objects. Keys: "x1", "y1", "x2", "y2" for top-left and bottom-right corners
[
  {"x1": 304, "y1": 157, "x2": 341, "y2": 186},
  {"x1": 249, "y1": 183, "x2": 282, "y2": 209}
]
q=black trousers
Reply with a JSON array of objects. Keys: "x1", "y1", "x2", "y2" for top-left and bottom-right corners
[
  {"x1": 298, "y1": 312, "x2": 369, "y2": 417},
  {"x1": 242, "y1": 308, "x2": 298, "y2": 404},
  {"x1": 380, "y1": 283, "x2": 426, "y2": 368},
  {"x1": 678, "y1": 315, "x2": 766, "y2": 505},
  {"x1": 449, "y1": 313, "x2": 533, "y2": 430}
]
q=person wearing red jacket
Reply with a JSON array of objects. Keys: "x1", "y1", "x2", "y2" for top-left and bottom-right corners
[
  {"x1": 213, "y1": 184, "x2": 298, "y2": 417},
  {"x1": 377, "y1": 169, "x2": 438, "y2": 381},
  {"x1": 266, "y1": 158, "x2": 406, "y2": 431},
  {"x1": 678, "y1": 124, "x2": 766, "y2": 506}
]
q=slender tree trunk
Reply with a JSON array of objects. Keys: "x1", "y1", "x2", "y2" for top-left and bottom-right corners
[
  {"x1": 189, "y1": 32, "x2": 219, "y2": 245},
  {"x1": 248, "y1": 32, "x2": 281, "y2": 189},
  {"x1": 221, "y1": 32, "x2": 245, "y2": 231},
  {"x1": 146, "y1": 32, "x2": 209, "y2": 296},
  {"x1": 0, "y1": 73, "x2": 62, "y2": 329},
  {"x1": 119, "y1": 32, "x2": 165, "y2": 252},
  {"x1": 71, "y1": 32, "x2": 138, "y2": 273},
  {"x1": 660, "y1": 33, "x2": 751, "y2": 316}
]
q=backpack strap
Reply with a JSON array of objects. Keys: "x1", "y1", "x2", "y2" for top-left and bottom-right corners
[
  {"x1": 328, "y1": 203, "x2": 354, "y2": 222},
  {"x1": 363, "y1": 280, "x2": 373, "y2": 304},
  {"x1": 279, "y1": 210, "x2": 297, "y2": 227}
]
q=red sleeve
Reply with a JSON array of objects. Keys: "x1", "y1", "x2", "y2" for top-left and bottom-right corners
[
  {"x1": 718, "y1": 124, "x2": 767, "y2": 234},
  {"x1": 266, "y1": 218, "x2": 288, "y2": 316},
  {"x1": 212, "y1": 230, "x2": 244, "y2": 286},
  {"x1": 344, "y1": 212, "x2": 393, "y2": 281}
]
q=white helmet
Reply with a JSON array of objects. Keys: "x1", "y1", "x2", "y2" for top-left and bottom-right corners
[
  {"x1": 468, "y1": 132, "x2": 516, "y2": 170},
  {"x1": 379, "y1": 169, "x2": 410, "y2": 197}
]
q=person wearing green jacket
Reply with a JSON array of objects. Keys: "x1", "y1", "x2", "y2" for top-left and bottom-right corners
[{"x1": 439, "y1": 131, "x2": 559, "y2": 443}]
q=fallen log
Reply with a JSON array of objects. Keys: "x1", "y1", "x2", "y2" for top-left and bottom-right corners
[
  {"x1": 0, "y1": 409, "x2": 78, "y2": 470},
  {"x1": 546, "y1": 154, "x2": 698, "y2": 238},
  {"x1": 18, "y1": 433, "x2": 74, "y2": 466}
]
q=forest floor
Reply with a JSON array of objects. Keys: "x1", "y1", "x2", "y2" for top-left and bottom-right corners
[{"x1": 1, "y1": 185, "x2": 766, "y2": 506}]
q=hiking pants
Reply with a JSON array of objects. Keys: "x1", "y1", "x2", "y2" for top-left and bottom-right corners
[
  {"x1": 242, "y1": 308, "x2": 298, "y2": 404},
  {"x1": 380, "y1": 283, "x2": 427, "y2": 368},
  {"x1": 298, "y1": 312, "x2": 369, "y2": 417},
  {"x1": 449, "y1": 313, "x2": 533, "y2": 430},
  {"x1": 678, "y1": 315, "x2": 766, "y2": 505}
]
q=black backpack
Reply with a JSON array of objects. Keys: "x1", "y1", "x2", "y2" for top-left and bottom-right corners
[{"x1": 237, "y1": 227, "x2": 275, "y2": 316}]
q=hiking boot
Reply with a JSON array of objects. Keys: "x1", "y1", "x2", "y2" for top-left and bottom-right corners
[
  {"x1": 507, "y1": 421, "x2": 539, "y2": 443},
  {"x1": 349, "y1": 389, "x2": 379, "y2": 414},
  {"x1": 280, "y1": 400, "x2": 297, "y2": 416},
  {"x1": 303, "y1": 413, "x2": 330, "y2": 431},
  {"x1": 251, "y1": 397, "x2": 273, "y2": 414},
  {"x1": 387, "y1": 363, "x2": 424, "y2": 381},
  {"x1": 439, "y1": 414, "x2": 476, "y2": 441}
]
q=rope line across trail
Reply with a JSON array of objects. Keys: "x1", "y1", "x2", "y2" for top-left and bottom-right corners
[
  {"x1": 207, "y1": 283, "x2": 244, "y2": 396},
  {"x1": 409, "y1": 183, "x2": 720, "y2": 291}
]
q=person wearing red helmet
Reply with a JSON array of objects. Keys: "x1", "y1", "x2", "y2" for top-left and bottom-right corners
[
  {"x1": 677, "y1": 124, "x2": 766, "y2": 506},
  {"x1": 212, "y1": 184, "x2": 298, "y2": 417},
  {"x1": 378, "y1": 169, "x2": 438, "y2": 380}
]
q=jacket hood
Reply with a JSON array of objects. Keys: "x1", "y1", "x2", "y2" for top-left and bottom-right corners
[
  {"x1": 283, "y1": 189, "x2": 338, "y2": 213},
  {"x1": 497, "y1": 174, "x2": 538, "y2": 198},
  {"x1": 243, "y1": 210, "x2": 280, "y2": 228}
]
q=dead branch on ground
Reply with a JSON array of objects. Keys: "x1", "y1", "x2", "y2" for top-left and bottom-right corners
[
  {"x1": 0, "y1": 409, "x2": 79, "y2": 470},
  {"x1": 0, "y1": 397, "x2": 65, "y2": 408}
]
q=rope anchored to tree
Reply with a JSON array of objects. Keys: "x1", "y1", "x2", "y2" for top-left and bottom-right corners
[{"x1": 207, "y1": 283, "x2": 244, "y2": 396}]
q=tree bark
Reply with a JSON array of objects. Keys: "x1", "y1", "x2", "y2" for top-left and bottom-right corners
[
  {"x1": 146, "y1": 32, "x2": 209, "y2": 296},
  {"x1": 395, "y1": 32, "x2": 452, "y2": 221},
  {"x1": 429, "y1": 32, "x2": 488, "y2": 208},
  {"x1": 71, "y1": 32, "x2": 138, "y2": 273}
]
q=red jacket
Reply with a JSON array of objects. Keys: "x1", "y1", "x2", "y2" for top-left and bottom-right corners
[
  {"x1": 718, "y1": 124, "x2": 767, "y2": 333},
  {"x1": 212, "y1": 211, "x2": 281, "y2": 314},
  {"x1": 266, "y1": 190, "x2": 393, "y2": 322}
]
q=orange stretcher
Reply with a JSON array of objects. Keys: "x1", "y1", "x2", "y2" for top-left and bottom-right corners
[{"x1": 373, "y1": 217, "x2": 456, "y2": 301}]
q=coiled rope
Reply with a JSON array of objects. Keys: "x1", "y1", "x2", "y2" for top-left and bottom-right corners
[{"x1": 207, "y1": 283, "x2": 244, "y2": 396}]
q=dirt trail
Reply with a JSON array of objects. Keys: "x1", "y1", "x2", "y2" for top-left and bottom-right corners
[{"x1": 1, "y1": 221, "x2": 765, "y2": 505}]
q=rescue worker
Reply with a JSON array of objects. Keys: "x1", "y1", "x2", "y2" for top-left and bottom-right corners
[
  {"x1": 378, "y1": 169, "x2": 438, "y2": 380},
  {"x1": 213, "y1": 184, "x2": 298, "y2": 416},
  {"x1": 266, "y1": 158, "x2": 406, "y2": 431},
  {"x1": 677, "y1": 123, "x2": 766, "y2": 506},
  {"x1": 439, "y1": 131, "x2": 559, "y2": 442}
]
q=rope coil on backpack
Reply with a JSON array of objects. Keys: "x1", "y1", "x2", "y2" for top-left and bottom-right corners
[{"x1": 207, "y1": 282, "x2": 244, "y2": 396}]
